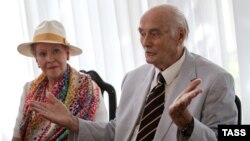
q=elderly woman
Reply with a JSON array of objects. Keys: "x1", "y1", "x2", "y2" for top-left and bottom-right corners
[{"x1": 12, "y1": 20, "x2": 108, "y2": 141}]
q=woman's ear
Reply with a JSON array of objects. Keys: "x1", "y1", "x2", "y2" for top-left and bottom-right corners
[
  {"x1": 67, "y1": 52, "x2": 70, "y2": 60},
  {"x1": 35, "y1": 59, "x2": 40, "y2": 68}
]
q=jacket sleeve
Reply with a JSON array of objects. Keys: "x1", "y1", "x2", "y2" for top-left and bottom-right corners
[
  {"x1": 181, "y1": 72, "x2": 238, "y2": 141},
  {"x1": 69, "y1": 119, "x2": 116, "y2": 141}
]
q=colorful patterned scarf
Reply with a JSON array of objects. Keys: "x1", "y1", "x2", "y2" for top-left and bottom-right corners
[{"x1": 20, "y1": 65, "x2": 99, "y2": 141}]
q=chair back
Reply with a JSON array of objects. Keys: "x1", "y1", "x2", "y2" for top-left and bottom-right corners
[
  {"x1": 235, "y1": 95, "x2": 241, "y2": 125},
  {"x1": 80, "y1": 70, "x2": 117, "y2": 120}
]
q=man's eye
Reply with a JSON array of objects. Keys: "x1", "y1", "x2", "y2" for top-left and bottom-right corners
[
  {"x1": 139, "y1": 31, "x2": 146, "y2": 37},
  {"x1": 151, "y1": 32, "x2": 160, "y2": 37}
]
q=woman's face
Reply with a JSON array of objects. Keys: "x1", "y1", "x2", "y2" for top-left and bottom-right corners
[{"x1": 34, "y1": 43, "x2": 69, "y2": 80}]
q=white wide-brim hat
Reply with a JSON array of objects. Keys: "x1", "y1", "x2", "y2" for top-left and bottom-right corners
[{"x1": 17, "y1": 20, "x2": 82, "y2": 57}]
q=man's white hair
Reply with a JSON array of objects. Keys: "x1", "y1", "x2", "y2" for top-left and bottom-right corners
[{"x1": 159, "y1": 4, "x2": 189, "y2": 39}]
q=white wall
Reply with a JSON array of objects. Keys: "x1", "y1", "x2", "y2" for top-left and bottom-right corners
[{"x1": 232, "y1": 0, "x2": 250, "y2": 124}]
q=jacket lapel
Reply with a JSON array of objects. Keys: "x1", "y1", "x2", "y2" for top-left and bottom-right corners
[
  {"x1": 126, "y1": 66, "x2": 155, "y2": 140},
  {"x1": 154, "y1": 49, "x2": 198, "y2": 141}
]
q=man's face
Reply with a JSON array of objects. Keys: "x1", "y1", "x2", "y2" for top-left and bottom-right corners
[{"x1": 139, "y1": 10, "x2": 183, "y2": 70}]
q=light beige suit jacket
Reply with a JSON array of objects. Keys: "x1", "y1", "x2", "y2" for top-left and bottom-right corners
[{"x1": 73, "y1": 49, "x2": 237, "y2": 141}]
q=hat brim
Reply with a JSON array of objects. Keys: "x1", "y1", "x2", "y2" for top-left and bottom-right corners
[{"x1": 17, "y1": 41, "x2": 82, "y2": 57}]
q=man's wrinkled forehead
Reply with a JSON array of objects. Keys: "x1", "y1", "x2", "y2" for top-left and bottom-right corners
[{"x1": 139, "y1": 17, "x2": 170, "y2": 34}]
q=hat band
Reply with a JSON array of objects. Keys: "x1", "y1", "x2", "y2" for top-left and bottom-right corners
[{"x1": 33, "y1": 33, "x2": 68, "y2": 44}]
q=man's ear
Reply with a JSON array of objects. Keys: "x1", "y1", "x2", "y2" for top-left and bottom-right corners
[{"x1": 178, "y1": 27, "x2": 186, "y2": 44}]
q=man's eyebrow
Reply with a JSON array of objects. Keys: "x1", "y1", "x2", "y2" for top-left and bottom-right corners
[
  {"x1": 138, "y1": 27, "x2": 161, "y2": 32},
  {"x1": 150, "y1": 28, "x2": 160, "y2": 32}
]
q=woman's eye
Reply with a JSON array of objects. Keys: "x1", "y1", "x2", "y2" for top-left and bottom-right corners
[
  {"x1": 53, "y1": 48, "x2": 61, "y2": 54},
  {"x1": 38, "y1": 52, "x2": 46, "y2": 57}
]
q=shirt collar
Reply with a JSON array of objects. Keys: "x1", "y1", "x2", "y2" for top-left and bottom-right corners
[{"x1": 154, "y1": 49, "x2": 186, "y2": 85}]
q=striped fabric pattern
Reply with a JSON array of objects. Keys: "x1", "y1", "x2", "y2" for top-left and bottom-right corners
[{"x1": 136, "y1": 73, "x2": 165, "y2": 141}]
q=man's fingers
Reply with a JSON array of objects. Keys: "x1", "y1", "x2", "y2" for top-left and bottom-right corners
[
  {"x1": 170, "y1": 81, "x2": 203, "y2": 114},
  {"x1": 187, "y1": 88, "x2": 203, "y2": 100},
  {"x1": 29, "y1": 100, "x2": 47, "y2": 115},
  {"x1": 46, "y1": 93, "x2": 59, "y2": 104},
  {"x1": 184, "y1": 79, "x2": 202, "y2": 93},
  {"x1": 29, "y1": 100, "x2": 44, "y2": 110}
]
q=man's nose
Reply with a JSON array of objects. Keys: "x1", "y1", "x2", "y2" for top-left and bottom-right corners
[{"x1": 142, "y1": 34, "x2": 152, "y2": 47}]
